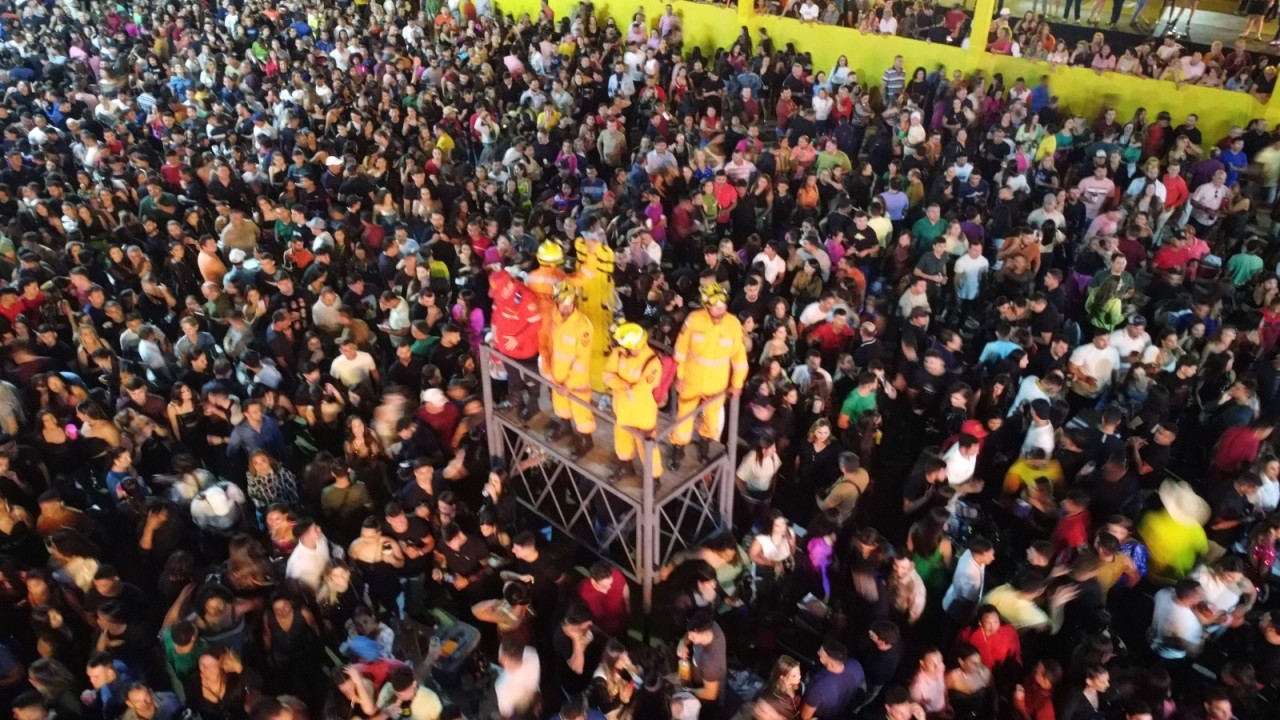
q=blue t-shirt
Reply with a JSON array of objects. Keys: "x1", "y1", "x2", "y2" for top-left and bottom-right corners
[
  {"x1": 1220, "y1": 149, "x2": 1247, "y2": 187},
  {"x1": 802, "y1": 659, "x2": 866, "y2": 717},
  {"x1": 879, "y1": 190, "x2": 909, "y2": 221}
]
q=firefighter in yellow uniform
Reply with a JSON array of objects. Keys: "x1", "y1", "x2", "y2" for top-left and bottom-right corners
[
  {"x1": 603, "y1": 323, "x2": 664, "y2": 479},
  {"x1": 544, "y1": 284, "x2": 596, "y2": 458},
  {"x1": 571, "y1": 224, "x2": 615, "y2": 394},
  {"x1": 669, "y1": 283, "x2": 748, "y2": 468},
  {"x1": 527, "y1": 241, "x2": 568, "y2": 393}
]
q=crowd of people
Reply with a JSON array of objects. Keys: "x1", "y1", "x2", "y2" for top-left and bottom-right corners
[
  {"x1": 984, "y1": 11, "x2": 1280, "y2": 95},
  {"x1": 3, "y1": 0, "x2": 1280, "y2": 720}
]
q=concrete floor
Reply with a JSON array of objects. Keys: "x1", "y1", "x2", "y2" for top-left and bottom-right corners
[{"x1": 999, "y1": 0, "x2": 1279, "y2": 51}]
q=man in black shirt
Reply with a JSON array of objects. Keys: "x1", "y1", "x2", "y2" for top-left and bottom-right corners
[
  {"x1": 729, "y1": 275, "x2": 770, "y2": 327},
  {"x1": 1207, "y1": 476, "x2": 1260, "y2": 547},
  {"x1": 269, "y1": 275, "x2": 313, "y2": 334},
  {"x1": 429, "y1": 324, "x2": 470, "y2": 382},
  {"x1": 1172, "y1": 113, "x2": 1203, "y2": 155},
  {"x1": 505, "y1": 532, "x2": 565, "y2": 624},
  {"x1": 552, "y1": 603, "x2": 607, "y2": 700},
  {"x1": 386, "y1": 344, "x2": 424, "y2": 393},
  {"x1": 435, "y1": 523, "x2": 496, "y2": 606},
  {"x1": 1029, "y1": 292, "x2": 1062, "y2": 345},
  {"x1": 854, "y1": 620, "x2": 905, "y2": 715}
]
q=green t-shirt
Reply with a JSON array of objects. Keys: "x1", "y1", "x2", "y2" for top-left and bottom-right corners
[
  {"x1": 911, "y1": 217, "x2": 947, "y2": 254},
  {"x1": 162, "y1": 627, "x2": 207, "y2": 679},
  {"x1": 1226, "y1": 253, "x2": 1263, "y2": 287},
  {"x1": 840, "y1": 387, "x2": 877, "y2": 421}
]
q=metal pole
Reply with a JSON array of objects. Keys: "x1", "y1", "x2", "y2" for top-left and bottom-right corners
[
  {"x1": 722, "y1": 391, "x2": 741, "y2": 528},
  {"x1": 479, "y1": 346, "x2": 502, "y2": 462},
  {"x1": 640, "y1": 436, "x2": 655, "y2": 619}
]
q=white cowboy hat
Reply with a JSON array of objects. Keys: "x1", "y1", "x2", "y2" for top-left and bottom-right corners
[{"x1": 1157, "y1": 479, "x2": 1210, "y2": 526}]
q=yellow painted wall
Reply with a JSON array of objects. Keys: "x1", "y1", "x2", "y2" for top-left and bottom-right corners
[{"x1": 499, "y1": 0, "x2": 1274, "y2": 140}]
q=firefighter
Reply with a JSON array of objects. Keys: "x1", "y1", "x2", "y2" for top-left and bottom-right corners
[
  {"x1": 571, "y1": 219, "x2": 616, "y2": 394},
  {"x1": 489, "y1": 271, "x2": 542, "y2": 421},
  {"x1": 603, "y1": 322, "x2": 664, "y2": 479},
  {"x1": 669, "y1": 282, "x2": 748, "y2": 468},
  {"x1": 544, "y1": 283, "x2": 596, "y2": 457},
  {"x1": 527, "y1": 240, "x2": 567, "y2": 368}
]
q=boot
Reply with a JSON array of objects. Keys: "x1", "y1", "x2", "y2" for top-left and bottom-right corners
[
  {"x1": 573, "y1": 433, "x2": 594, "y2": 459},
  {"x1": 668, "y1": 445, "x2": 685, "y2": 470},
  {"x1": 517, "y1": 394, "x2": 537, "y2": 422},
  {"x1": 696, "y1": 436, "x2": 712, "y2": 463},
  {"x1": 545, "y1": 418, "x2": 568, "y2": 442}
]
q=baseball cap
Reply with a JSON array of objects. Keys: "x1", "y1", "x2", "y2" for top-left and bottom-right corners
[
  {"x1": 1094, "y1": 149, "x2": 1107, "y2": 158},
  {"x1": 325, "y1": 156, "x2": 343, "y2": 167},
  {"x1": 423, "y1": 388, "x2": 446, "y2": 405},
  {"x1": 909, "y1": 307, "x2": 931, "y2": 319},
  {"x1": 1129, "y1": 314, "x2": 1147, "y2": 326},
  {"x1": 228, "y1": 248, "x2": 247, "y2": 264}
]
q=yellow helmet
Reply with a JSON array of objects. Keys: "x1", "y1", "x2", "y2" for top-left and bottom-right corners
[
  {"x1": 536, "y1": 241, "x2": 564, "y2": 267},
  {"x1": 553, "y1": 283, "x2": 579, "y2": 306},
  {"x1": 700, "y1": 282, "x2": 729, "y2": 308},
  {"x1": 613, "y1": 322, "x2": 647, "y2": 351}
]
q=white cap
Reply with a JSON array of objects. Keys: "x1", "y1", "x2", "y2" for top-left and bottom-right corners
[
  {"x1": 325, "y1": 156, "x2": 343, "y2": 167},
  {"x1": 423, "y1": 388, "x2": 446, "y2": 405},
  {"x1": 228, "y1": 248, "x2": 247, "y2": 264}
]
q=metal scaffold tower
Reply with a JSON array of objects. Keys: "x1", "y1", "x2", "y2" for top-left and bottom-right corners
[{"x1": 479, "y1": 346, "x2": 741, "y2": 611}]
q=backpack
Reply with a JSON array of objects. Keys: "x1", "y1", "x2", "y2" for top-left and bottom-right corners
[{"x1": 652, "y1": 351, "x2": 677, "y2": 408}]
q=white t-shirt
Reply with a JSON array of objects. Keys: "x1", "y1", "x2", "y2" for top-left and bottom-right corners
[
  {"x1": 1189, "y1": 566, "x2": 1244, "y2": 615},
  {"x1": 1109, "y1": 329, "x2": 1151, "y2": 361},
  {"x1": 944, "y1": 444, "x2": 977, "y2": 486},
  {"x1": 1021, "y1": 421, "x2": 1055, "y2": 458},
  {"x1": 751, "y1": 252, "x2": 788, "y2": 285},
  {"x1": 953, "y1": 254, "x2": 989, "y2": 301},
  {"x1": 1150, "y1": 587, "x2": 1203, "y2": 658},
  {"x1": 799, "y1": 1, "x2": 820, "y2": 20},
  {"x1": 495, "y1": 647, "x2": 541, "y2": 717},
  {"x1": 1068, "y1": 343, "x2": 1121, "y2": 398},
  {"x1": 1253, "y1": 475, "x2": 1280, "y2": 513},
  {"x1": 799, "y1": 302, "x2": 834, "y2": 328},
  {"x1": 286, "y1": 537, "x2": 335, "y2": 593},
  {"x1": 1008, "y1": 376, "x2": 1050, "y2": 417},
  {"x1": 330, "y1": 351, "x2": 378, "y2": 387}
]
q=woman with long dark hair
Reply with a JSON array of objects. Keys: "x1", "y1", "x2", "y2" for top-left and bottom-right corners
[{"x1": 908, "y1": 507, "x2": 954, "y2": 597}]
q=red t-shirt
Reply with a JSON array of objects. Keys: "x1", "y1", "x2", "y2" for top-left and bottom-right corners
[
  {"x1": 1050, "y1": 510, "x2": 1091, "y2": 557},
  {"x1": 577, "y1": 567, "x2": 628, "y2": 639}
]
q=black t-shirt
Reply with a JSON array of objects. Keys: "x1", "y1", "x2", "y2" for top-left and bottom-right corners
[
  {"x1": 1208, "y1": 485, "x2": 1253, "y2": 545},
  {"x1": 1173, "y1": 125, "x2": 1203, "y2": 148},
  {"x1": 382, "y1": 516, "x2": 434, "y2": 575},
  {"x1": 1139, "y1": 441, "x2": 1172, "y2": 480},
  {"x1": 730, "y1": 293, "x2": 770, "y2": 326},
  {"x1": 1082, "y1": 470, "x2": 1139, "y2": 519},
  {"x1": 439, "y1": 534, "x2": 490, "y2": 578},
  {"x1": 856, "y1": 640, "x2": 904, "y2": 687},
  {"x1": 552, "y1": 626, "x2": 607, "y2": 696},
  {"x1": 1253, "y1": 633, "x2": 1280, "y2": 685},
  {"x1": 909, "y1": 365, "x2": 952, "y2": 415},
  {"x1": 513, "y1": 552, "x2": 563, "y2": 619},
  {"x1": 850, "y1": 227, "x2": 878, "y2": 254},
  {"x1": 1030, "y1": 305, "x2": 1062, "y2": 337},
  {"x1": 84, "y1": 582, "x2": 147, "y2": 621}
]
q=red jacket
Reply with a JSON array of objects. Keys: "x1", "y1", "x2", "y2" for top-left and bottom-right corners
[{"x1": 489, "y1": 273, "x2": 543, "y2": 361}]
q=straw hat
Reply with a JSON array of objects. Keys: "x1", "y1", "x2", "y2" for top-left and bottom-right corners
[{"x1": 1157, "y1": 479, "x2": 1210, "y2": 526}]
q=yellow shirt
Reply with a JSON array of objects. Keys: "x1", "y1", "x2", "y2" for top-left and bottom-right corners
[
  {"x1": 436, "y1": 132, "x2": 456, "y2": 155},
  {"x1": 983, "y1": 585, "x2": 1050, "y2": 630},
  {"x1": 1139, "y1": 509, "x2": 1208, "y2": 582},
  {"x1": 1002, "y1": 459, "x2": 1064, "y2": 496}
]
